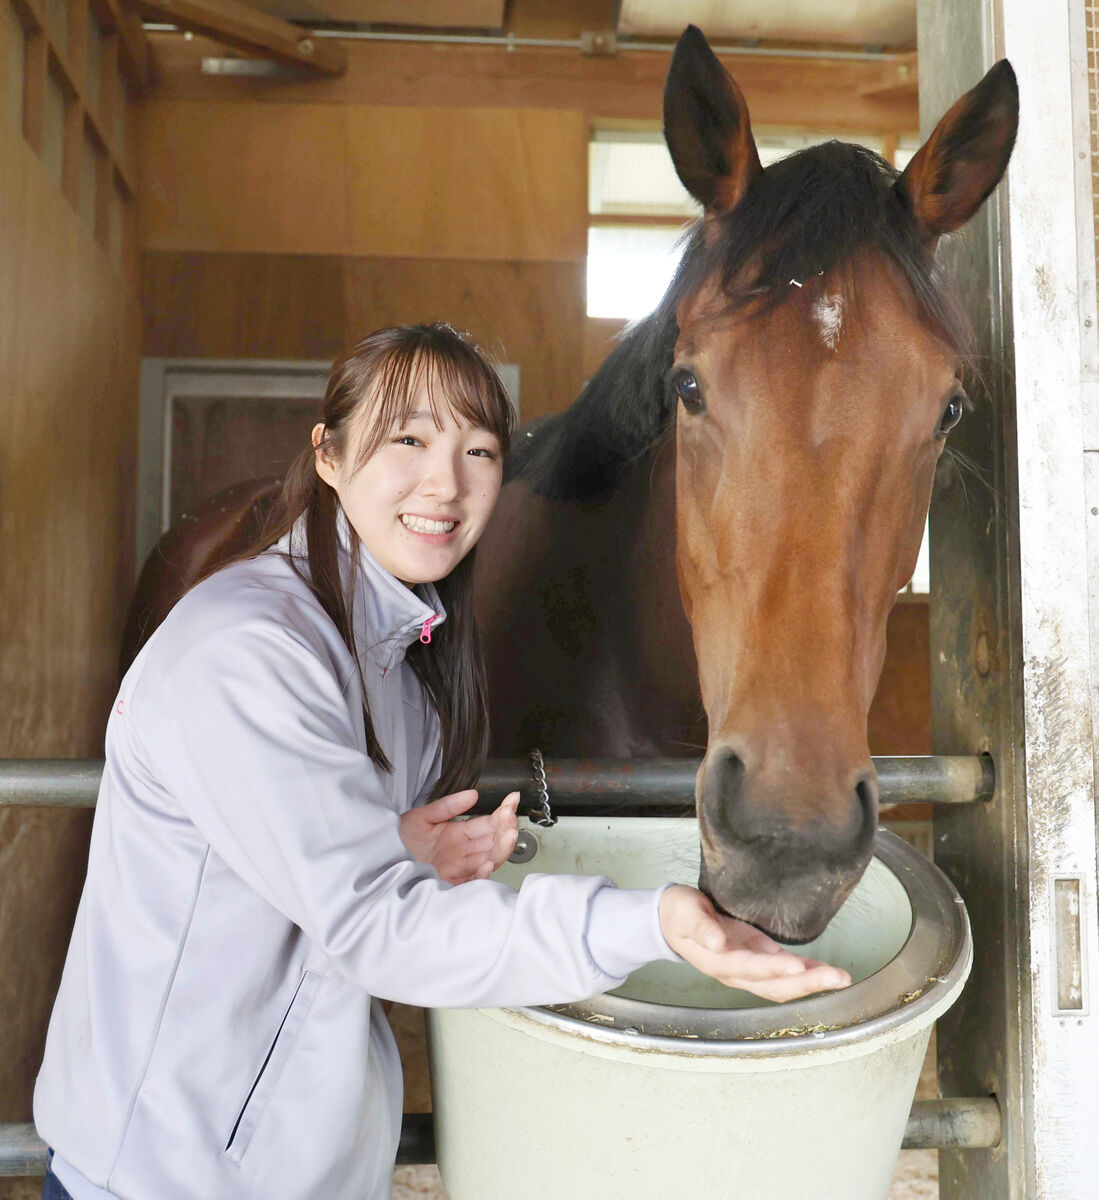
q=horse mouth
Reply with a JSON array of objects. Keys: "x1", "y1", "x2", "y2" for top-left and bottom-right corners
[
  {"x1": 702, "y1": 889, "x2": 826, "y2": 946},
  {"x1": 698, "y1": 857, "x2": 861, "y2": 945}
]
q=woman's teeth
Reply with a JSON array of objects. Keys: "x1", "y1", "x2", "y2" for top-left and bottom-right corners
[{"x1": 400, "y1": 515, "x2": 456, "y2": 534}]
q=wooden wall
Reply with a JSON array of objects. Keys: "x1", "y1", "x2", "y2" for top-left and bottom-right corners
[
  {"x1": 0, "y1": 0, "x2": 143, "y2": 1172},
  {"x1": 139, "y1": 88, "x2": 588, "y2": 419}
]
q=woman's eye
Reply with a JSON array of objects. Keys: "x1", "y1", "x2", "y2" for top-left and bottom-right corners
[
  {"x1": 672, "y1": 369, "x2": 705, "y2": 414},
  {"x1": 395, "y1": 435, "x2": 422, "y2": 447},
  {"x1": 937, "y1": 392, "x2": 966, "y2": 437},
  {"x1": 468, "y1": 447, "x2": 498, "y2": 459}
]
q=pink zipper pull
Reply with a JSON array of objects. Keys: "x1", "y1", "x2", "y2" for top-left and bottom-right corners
[{"x1": 420, "y1": 615, "x2": 438, "y2": 644}]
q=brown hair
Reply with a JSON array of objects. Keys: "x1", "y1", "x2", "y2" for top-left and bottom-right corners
[{"x1": 242, "y1": 323, "x2": 514, "y2": 798}]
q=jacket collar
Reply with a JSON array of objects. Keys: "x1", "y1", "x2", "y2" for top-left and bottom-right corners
[{"x1": 285, "y1": 509, "x2": 446, "y2": 673}]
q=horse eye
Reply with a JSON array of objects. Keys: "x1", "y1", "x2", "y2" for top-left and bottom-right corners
[
  {"x1": 673, "y1": 370, "x2": 705, "y2": 414},
  {"x1": 937, "y1": 391, "x2": 965, "y2": 437}
]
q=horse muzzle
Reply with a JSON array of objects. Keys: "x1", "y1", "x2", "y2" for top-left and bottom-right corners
[{"x1": 695, "y1": 744, "x2": 879, "y2": 944}]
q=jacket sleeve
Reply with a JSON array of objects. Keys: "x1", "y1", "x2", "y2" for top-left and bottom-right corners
[{"x1": 136, "y1": 613, "x2": 676, "y2": 1008}]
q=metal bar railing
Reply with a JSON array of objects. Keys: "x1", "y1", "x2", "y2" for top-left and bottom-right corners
[
  {"x1": 0, "y1": 754, "x2": 1000, "y2": 1170},
  {"x1": 0, "y1": 1095, "x2": 1002, "y2": 1176},
  {"x1": 0, "y1": 755, "x2": 995, "y2": 814}
]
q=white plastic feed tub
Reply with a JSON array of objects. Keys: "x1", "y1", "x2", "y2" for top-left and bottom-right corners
[{"x1": 427, "y1": 817, "x2": 971, "y2": 1200}]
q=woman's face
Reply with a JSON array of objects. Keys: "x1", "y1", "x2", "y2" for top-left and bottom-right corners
[{"x1": 313, "y1": 380, "x2": 504, "y2": 586}]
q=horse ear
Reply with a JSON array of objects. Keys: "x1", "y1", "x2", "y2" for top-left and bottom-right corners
[
  {"x1": 897, "y1": 59, "x2": 1019, "y2": 239},
  {"x1": 663, "y1": 25, "x2": 762, "y2": 215}
]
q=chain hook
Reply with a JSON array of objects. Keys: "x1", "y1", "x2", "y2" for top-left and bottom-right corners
[{"x1": 528, "y1": 748, "x2": 556, "y2": 827}]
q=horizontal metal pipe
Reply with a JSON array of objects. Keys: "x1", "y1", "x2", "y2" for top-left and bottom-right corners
[
  {"x1": 902, "y1": 1097, "x2": 1002, "y2": 1150},
  {"x1": 0, "y1": 1098, "x2": 1004, "y2": 1175},
  {"x1": 0, "y1": 1125, "x2": 48, "y2": 1177},
  {"x1": 478, "y1": 754, "x2": 995, "y2": 813},
  {"x1": 0, "y1": 760, "x2": 104, "y2": 808},
  {"x1": 140, "y1": 24, "x2": 906, "y2": 62},
  {"x1": 0, "y1": 755, "x2": 994, "y2": 813}
]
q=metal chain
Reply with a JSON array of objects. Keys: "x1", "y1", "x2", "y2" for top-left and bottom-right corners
[{"x1": 528, "y1": 748, "x2": 556, "y2": 827}]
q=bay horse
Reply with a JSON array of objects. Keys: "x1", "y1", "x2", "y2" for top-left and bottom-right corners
[{"x1": 123, "y1": 28, "x2": 1018, "y2": 944}]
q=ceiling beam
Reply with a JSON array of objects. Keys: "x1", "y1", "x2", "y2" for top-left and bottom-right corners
[
  {"x1": 91, "y1": 0, "x2": 157, "y2": 90},
  {"x1": 858, "y1": 52, "x2": 918, "y2": 101},
  {"x1": 148, "y1": 36, "x2": 919, "y2": 133},
  {"x1": 124, "y1": 0, "x2": 347, "y2": 77}
]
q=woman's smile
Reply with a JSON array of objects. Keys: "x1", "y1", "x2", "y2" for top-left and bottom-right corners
[{"x1": 399, "y1": 513, "x2": 460, "y2": 537}]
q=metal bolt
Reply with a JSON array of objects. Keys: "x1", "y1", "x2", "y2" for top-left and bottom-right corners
[
  {"x1": 508, "y1": 830, "x2": 539, "y2": 864},
  {"x1": 975, "y1": 631, "x2": 991, "y2": 677}
]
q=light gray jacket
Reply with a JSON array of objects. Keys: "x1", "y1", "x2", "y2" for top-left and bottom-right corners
[{"x1": 34, "y1": 525, "x2": 675, "y2": 1200}]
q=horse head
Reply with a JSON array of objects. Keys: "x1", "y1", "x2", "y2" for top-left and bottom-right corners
[{"x1": 664, "y1": 27, "x2": 1017, "y2": 941}]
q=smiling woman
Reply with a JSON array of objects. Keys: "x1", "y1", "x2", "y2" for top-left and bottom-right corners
[
  {"x1": 34, "y1": 320, "x2": 851, "y2": 1200},
  {"x1": 312, "y1": 401, "x2": 504, "y2": 587}
]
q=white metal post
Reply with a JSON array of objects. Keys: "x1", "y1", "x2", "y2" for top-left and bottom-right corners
[{"x1": 923, "y1": 0, "x2": 1099, "y2": 1196}]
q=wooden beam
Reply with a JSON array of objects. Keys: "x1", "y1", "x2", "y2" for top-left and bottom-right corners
[
  {"x1": 147, "y1": 35, "x2": 918, "y2": 133},
  {"x1": 9, "y1": 0, "x2": 44, "y2": 35},
  {"x1": 92, "y1": 0, "x2": 157, "y2": 90},
  {"x1": 125, "y1": 0, "x2": 347, "y2": 78},
  {"x1": 22, "y1": 28, "x2": 47, "y2": 154},
  {"x1": 858, "y1": 52, "x2": 918, "y2": 102}
]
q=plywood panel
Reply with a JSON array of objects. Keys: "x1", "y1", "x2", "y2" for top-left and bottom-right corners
[
  {"x1": 141, "y1": 251, "x2": 587, "y2": 421},
  {"x1": 140, "y1": 100, "x2": 588, "y2": 262},
  {"x1": 869, "y1": 600, "x2": 931, "y2": 756},
  {"x1": 140, "y1": 250, "x2": 348, "y2": 359},
  {"x1": 140, "y1": 100, "x2": 352, "y2": 255},
  {"x1": 583, "y1": 315, "x2": 628, "y2": 379},
  {"x1": 344, "y1": 106, "x2": 587, "y2": 262},
  {"x1": 0, "y1": 104, "x2": 141, "y2": 1132}
]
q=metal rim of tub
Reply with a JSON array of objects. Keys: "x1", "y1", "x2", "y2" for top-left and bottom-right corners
[{"x1": 514, "y1": 829, "x2": 971, "y2": 1057}]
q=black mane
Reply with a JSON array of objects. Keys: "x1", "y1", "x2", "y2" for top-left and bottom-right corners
[{"x1": 510, "y1": 140, "x2": 969, "y2": 502}]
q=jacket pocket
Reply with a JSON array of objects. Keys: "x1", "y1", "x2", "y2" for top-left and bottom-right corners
[{"x1": 224, "y1": 970, "x2": 322, "y2": 1163}]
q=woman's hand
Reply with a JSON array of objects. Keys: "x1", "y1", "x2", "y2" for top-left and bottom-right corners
[
  {"x1": 658, "y1": 884, "x2": 852, "y2": 1003},
  {"x1": 399, "y1": 790, "x2": 520, "y2": 885}
]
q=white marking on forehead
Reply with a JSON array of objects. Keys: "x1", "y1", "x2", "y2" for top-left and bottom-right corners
[{"x1": 812, "y1": 293, "x2": 844, "y2": 352}]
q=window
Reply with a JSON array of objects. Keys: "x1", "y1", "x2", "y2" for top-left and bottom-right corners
[{"x1": 587, "y1": 129, "x2": 699, "y2": 320}]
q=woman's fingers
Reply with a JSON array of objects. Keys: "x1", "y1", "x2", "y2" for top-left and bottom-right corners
[
  {"x1": 429, "y1": 789, "x2": 479, "y2": 822},
  {"x1": 726, "y1": 964, "x2": 851, "y2": 1003},
  {"x1": 659, "y1": 885, "x2": 851, "y2": 1002}
]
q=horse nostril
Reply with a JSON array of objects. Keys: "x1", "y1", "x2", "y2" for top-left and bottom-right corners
[
  {"x1": 855, "y1": 772, "x2": 879, "y2": 838},
  {"x1": 700, "y1": 748, "x2": 747, "y2": 841}
]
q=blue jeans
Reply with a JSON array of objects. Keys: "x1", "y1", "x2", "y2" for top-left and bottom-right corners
[{"x1": 42, "y1": 1151, "x2": 76, "y2": 1200}]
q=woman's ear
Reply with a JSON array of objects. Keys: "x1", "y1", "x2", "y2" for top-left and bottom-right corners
[{"x1": 312, "y1": 422, "x2": 339, "y2": 489}]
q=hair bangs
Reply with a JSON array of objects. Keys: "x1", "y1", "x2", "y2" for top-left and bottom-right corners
[{"x1": 347, "y1": 324, "x2": 515, "y2": 472}]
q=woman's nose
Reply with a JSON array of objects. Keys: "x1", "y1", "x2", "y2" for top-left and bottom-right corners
[{"x1": 421, "y1": 454, "x2": 462, "y2": 499}]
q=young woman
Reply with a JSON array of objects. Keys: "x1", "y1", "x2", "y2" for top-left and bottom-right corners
[{"x1": 34, "y1": 324, "x2": 849, "y2": 1200}]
